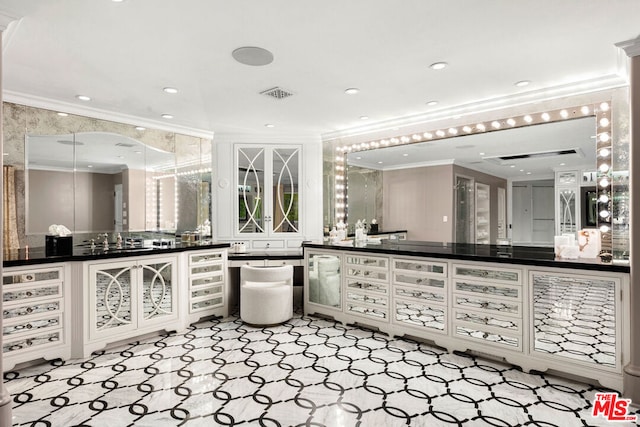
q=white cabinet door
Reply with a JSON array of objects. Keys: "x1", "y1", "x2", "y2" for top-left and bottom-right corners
[{"x1": 138, "y1": 257, "x2": 178, "y2": 328}]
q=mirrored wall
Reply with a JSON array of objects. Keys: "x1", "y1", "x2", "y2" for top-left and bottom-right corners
[{"x1": 3, "y1": 103, "x2": 213, "y2": 249}]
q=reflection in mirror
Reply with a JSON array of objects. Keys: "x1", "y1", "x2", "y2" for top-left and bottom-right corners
[
  {"x1": 344, "y1": 114, "x2": 598, "y2": 246},
  {"x1": 272, "y1": 147, "x2": 299, "y2": 233},
  {"x1": 2, "y1": 102, "x2": 213, "y2": 250},
  {"x1": 26, "y1": 132, "x2": 175, "y2": 235}
]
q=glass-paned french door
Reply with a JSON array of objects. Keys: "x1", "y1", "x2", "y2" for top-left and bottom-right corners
[{"x1": 236, "y1": 145, "x2": 300, "y2": 235}]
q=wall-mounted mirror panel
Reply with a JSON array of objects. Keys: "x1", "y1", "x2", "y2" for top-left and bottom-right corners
[
  {"x1": 2, "y1": 102, "x2": 212, "y2": 250},
  {"x1": 340, "y1": 109, "x2": 626, "y2": 251}
]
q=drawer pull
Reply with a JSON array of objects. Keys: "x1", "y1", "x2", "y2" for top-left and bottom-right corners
[
  {"x1": 416, "y1": 265, "x2": 422, "y2": 270},
  {"x1": 26, "y1": 339, "x2": 33, "y2": 347},
  {"x1": 481, "y1": 302, "x2": 488, "y2": 309},
  {"x1": 416, "y1": 279, "x2": 423, "y2": 285},
  {"x1": 26, "y1": 323, "x2": 33, "y2": 329},
  {"x1": 26, "y1": 291, "x2": 33, "y2": 297},
  {"x1": 482, "y1": 332, "x2": 489, "y2": 339},
  {"x1": 26, "y1": 307, "x2": 33, "y2": 314}
]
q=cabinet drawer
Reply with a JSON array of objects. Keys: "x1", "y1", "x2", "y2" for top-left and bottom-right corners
[
  {"x1": 3, "y1": 300, "x2": 62, "y2": 319},
  {"x1": 190, "y1": 252, "x2": 224, "y2": 265},
  {"x1": 3, "y1": 313, "x2": 62, "y2": 336},
  {"x1": 394, "y1": 299, "x2": 446, "y2": 332},
  {"x1": 453, "y1": 264, "x2": 522, "y2": 284},
  {"x1": 453, "y1": 295, "x2": 521, "y2": 317},
  {"x1": 394, "y1": 286, "x2": 445, "y2": 304},
  {"x1": 191, "y1": 263, "x2": 224, "y2": 276},
  {"x1": 393, "y1": 273, "x2": 446, "y2": 290},
  {"x1": 346, "y1": 303, "x2": 388, "y2": 321},
  {"x1": 346, "y1": 267, "x2": 388, "y2": 282},
  {"x1": 346, "y1": 291, "x2": 387, "y2": 308},
  {"x1": 191, "y1": 272, "x2": 224, "y2": 288},
  {"x1": 252, "y1": 240, "x2": 285, "y2": 249},
  {"x1": 345, "y1": 255, "x2": 389, "y2": 269},
  {"x1": 191, "y1": 285, "x2": 223, "y2": 300},
  {"x1": 191, "y1": 297, "x2": 223, "y2": 312},
  {"x1": 453, "y1": 309, "x2": 521, "y2": 333},
  {"x1": 393, "y1": 259, "x2": 447, "y2": 277},
  {"x1": 3, "y1": 268, "x2": 62, "y2": 286},
  {"x1": 3, "y1": 329, "x2": 62, "y2": 354},
  {"x1": 346, "y1": 278, "x2": 387, "y2": 294},
  {"x1": 3, "y1": 283, "x2": 62, "y2": 304},
  {"x1": 453, "y1": 325, "x2": 521, "y2": 350},
  {"x1": 454, "y1": 280, "x2": 521, "y2": 300}
]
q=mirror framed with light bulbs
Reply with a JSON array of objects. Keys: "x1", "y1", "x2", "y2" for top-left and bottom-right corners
[{"x1": 332, "y1": 102, "x2": 625, "y2": 257}]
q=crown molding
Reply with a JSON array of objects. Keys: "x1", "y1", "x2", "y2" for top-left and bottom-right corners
[
  {"x1": 616, "y1": 36, "x2": 640, "y2": 58},
  {"x1": 0, "y1": 9, "x2": 19, "y2": 31},
  {"x1": 321, "y1": 74, "x2": 627, "y2": 142},
  {"x1": 3, "y1": 91, "x2": 214, "y2": 139}
]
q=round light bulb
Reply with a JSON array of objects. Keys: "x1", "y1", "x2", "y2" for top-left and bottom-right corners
[
  {"x1": 599, "y1": 148, "x2": 610, "y2": 157},
  {"x1": 599, "y1": 210, "x2": 610, "y2": 218},
  {"x1": 599, "y1": 194, "x2": 609, "y2": 203},
  {"x1": 599, "y1": 133, "x2": 610, "y2": 142},
  {"x1": 599, "y1": 163, "x2": 610, "y2": 173},
  {"x1": 599, "y1": 118, "x2": 610, "y2": 127},
  {"x1": 599, "y1": 225, "x2": 610, "y2": 233},
  {"x1": 599, "y1": 178, "x2": 610, "y2": 187}
]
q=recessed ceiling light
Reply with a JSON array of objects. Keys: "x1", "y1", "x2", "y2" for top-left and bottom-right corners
[
  {"x1": 344, "y1": 88, "x2": 360, "y2": 95},
  {"x1": 163, "y1": 87, "x2": 178, "y2": 94},
  {"x1": 87, "y1": 165, "x2": 93, "y2": 168},
  {"x1": 360, "y1": 116, "x2": 369, "y2": 120},
  {"x1": 57, "y1": 112, "x2": 68, "y2": 117},
  {"x1": 426, "y1": 100, "x2": 438, "y2": 106},
  {"x1": 515, "y1": 80, "x2": 531, "y2": 87},
  {"x1": 430, "y1": 62, "x2": 447, "y2": 70},
  {"x1": 479, "y1": 152, "x2": 485, "y2": 156},
  {"x1": 560, "y1": 163, "x2": 566, "y2": 166},
  {"x1": 3, "y1": 153, "x2": 9, "y2": 156},
  {"x1": 161, "y1": 114, "x2": 173, "y2": 119},
  {"x1": 377, "y1": 161, "x2": 383, "y2": 164},
  {"x1": 232, "y1": 46, "x2": 274, "y2": 66},
  {"x1": 526, "y1": 172, "x2": 532, "y2": 175},
  {"x1": 520, "y1": 169, "x2": 524, "y2": 172},
  {"x1": 265, "y1": 123, "x2": 275, "y2": 128},
  {"x1": 355, "y1": 156, "x2": 362, "y2": 160},
  {"x1": 510, "y1": 165, "x2": 515, "y2": 168},
  {"x1": 403, "y1": 153, "x2": 409, "y2": 157},
  {"x1": 135, "y1": 126, "x2": 146, "y2": 131},
  {"x1": 76, "y1": 95, "x2": 91, "y2": 101},
  {"x1": 135, "y1": 151, "x2": 142, "y2": 154},
  {"x1": 112, "y1": 0, "x2": 124, "y2": 2}
]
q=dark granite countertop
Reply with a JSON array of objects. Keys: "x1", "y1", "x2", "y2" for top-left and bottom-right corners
[
  {"x1": 3, "y1": 242, "x2": 231, "y2": 268},
  {"x1": 303, "y1": 240, "x2": 630, "y2": 273}
]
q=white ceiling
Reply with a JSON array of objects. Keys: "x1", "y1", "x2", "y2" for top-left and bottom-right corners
[{"x1": 1, "y1": 0, "x2": 639, "y2": 138}]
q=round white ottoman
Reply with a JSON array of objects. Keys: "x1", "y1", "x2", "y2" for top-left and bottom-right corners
[{"x1": 240, "y1": 265, "x2": 293, "y2": 326}]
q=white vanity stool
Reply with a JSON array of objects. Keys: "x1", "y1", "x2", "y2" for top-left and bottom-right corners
[{"x1": 240, "y1": 264, "x2": 294, "y2": 326}]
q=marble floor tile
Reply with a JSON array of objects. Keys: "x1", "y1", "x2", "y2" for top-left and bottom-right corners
[{"x1": 4, "y1": 313, "x2": 639, "y2": 426}]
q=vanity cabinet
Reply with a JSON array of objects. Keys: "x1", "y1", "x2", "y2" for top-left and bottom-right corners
[
  {"x1": 75, "y1": 254, "x2": 178, "y2": 357},
  {"x1": 344, "y1": 254, "x2": 390, "y2": 323},
  {"x1": 187, "y1": 249, "x2": 228, "y2": 324},
  {"x1": 302, "y1": 243, "x2": 630, "y2": 391},
  {"x1": 2, "y1": 264, "x2": 70, "y2": 371},
  {"x1": 392, "y1": 258, "x2": 448, "y2": 334},
  {"x1": 451, "y1": 263, "x2": 523, "y2": 351}
]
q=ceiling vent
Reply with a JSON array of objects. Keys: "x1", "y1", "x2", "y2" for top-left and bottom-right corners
[
  {"x1": 484, "y1": 148, "x2": 583, "y2": 165},
  {"x1": 260, "y1": 87, "x2": 293, "y2": 100},
  {"x1": 498, "y1": 149, "x2": 579, "y2": 161}
]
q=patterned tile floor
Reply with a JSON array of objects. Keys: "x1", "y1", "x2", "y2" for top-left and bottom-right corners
[{"x1": 4, "y1": 314, "x2": 639, "y2": 426}]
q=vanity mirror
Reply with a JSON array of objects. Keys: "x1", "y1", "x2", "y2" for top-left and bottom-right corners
[
  {"x1": 2, "y1": 102, "x2": 213, "y2": 249},
  {"x1": 335, "y1": 103, "x2": 627, "y2": 257}
]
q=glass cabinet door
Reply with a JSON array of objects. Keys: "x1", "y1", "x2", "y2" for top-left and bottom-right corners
[
  {"x1": 92, "y1": 264, "x2": 135, "y2": 334},
  {"x1": 140, "y1": 260, "x2": 175, "y2": 323},
  {"x1": 307, "y1": 253, "x2": 341, "y2": 309},
  {"x1": 532, "y1": 272, "x2": 617, "y2": 369},
  {"x1": 236, "y1": 145, "x2": 301, "y2": 236},
  {"x1": 272, "y1": 147, "x2": 299, "y2": 233},
  {"x1": 238, "y1": 147, "x2": 265, "y2": 234}
]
